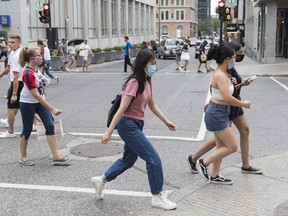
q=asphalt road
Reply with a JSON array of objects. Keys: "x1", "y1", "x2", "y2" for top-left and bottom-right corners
[{"x1": 0, "y1": 49, "x2": 287, "y2": 216}]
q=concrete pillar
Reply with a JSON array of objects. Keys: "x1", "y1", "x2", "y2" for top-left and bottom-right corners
[{"x1": 263, "y1": 1, "x2": 277, "y2": 63}]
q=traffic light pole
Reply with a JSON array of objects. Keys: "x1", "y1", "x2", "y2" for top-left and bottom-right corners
[
  {"x1": 47, "y1": 0, "x2": 52, "y2": 50},
  {"x1": 220, "y1": 20, "x2": 223, "y2": 44}
]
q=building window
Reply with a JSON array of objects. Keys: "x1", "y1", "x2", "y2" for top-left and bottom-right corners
[
  {"x1": 176, "y1": 0, "x2": 184, "y2": 6},
  {"x1": 128, "y1": 0, "x2": 133, "y2": 35},
  {"x1": 120, "y1": 0, "x2": 125, "y2": 35},
  {"x1": 165, "y1": 11, "x2": 169, "y2": 20},
  {"x1": 111, "y1": 0, "x2": 117, "y2": 36},
  {"x1": 176, "y1": 10, "x2": 184, "y2": 20},
  {"x1": 135, "y1": 2, "x2": 139, "y2": 35},
  {"x1": 161, "y1": 0, "x2": 168, "y2": 6},
  {"x1": 177, "y1": 25, "x2": 183, "y2": 37},
  {"x1": 162, "y1": 25, "x2": 168, "y2": 35},
  {"x1": 88, "y1": 0, "x2": 97, "y2": 37},
  {"x1": 101, "y1": 0, "x2": 108, "y2": 36}
]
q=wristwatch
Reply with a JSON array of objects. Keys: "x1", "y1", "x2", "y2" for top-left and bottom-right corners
[{"x1": 12, "y1": 92, "x2": 17, "y2": 96}]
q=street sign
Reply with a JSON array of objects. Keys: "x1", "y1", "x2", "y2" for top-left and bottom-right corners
[
  {"x1": 35, "y1": 0, "x2": 45, "y2": 11},
  {"x1": 225, "y1": 0, "x2": 237, "y2": 8}
]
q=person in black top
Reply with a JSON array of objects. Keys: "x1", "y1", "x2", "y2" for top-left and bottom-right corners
[
  {"x1": 197, "y1": 40, "x2": 210, "y2": 73},
  {"x1": 187, "y1": 42, "x2": 263, "y2": 181}
]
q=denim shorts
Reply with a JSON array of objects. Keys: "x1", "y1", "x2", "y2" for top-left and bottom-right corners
[{"x1": 204, "y1": 102, "x2": 231, "y2": 132}]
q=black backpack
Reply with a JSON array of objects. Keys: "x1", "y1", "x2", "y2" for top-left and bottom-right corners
[{"x1": 107, "y1": 94, "x2": 122, "y2": 128}]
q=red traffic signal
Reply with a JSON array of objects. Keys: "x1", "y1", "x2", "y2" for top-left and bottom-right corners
[
  {"x1": 43, "y1": 3, "x2": 50, "y2": 11},
  {"x1": 39, "y1": 3, "x2": 50, "y2": 24},
  {"x1": 218, "y1": 1, "x2": 225, "y2": 7}
]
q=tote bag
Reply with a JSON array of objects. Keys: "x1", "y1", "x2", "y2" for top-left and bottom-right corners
[{"x1": 181, "y1": 52, "x2": 190, "y2": 61}]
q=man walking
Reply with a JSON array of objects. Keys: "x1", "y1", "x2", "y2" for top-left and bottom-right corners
[
  {"x1": 123, "y1": 36, "x2": 132, "y2": 72},
  {"x1": 0, "y1": 35, "x2": 24, "y2": 138},
  {"x1": 58, "y1": 38, "x2": 68, "y2": 71}
]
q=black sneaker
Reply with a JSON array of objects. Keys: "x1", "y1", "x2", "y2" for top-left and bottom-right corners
[
  {"x1": 210, "y1": 175, "x2": 233, "y2": 185},
  {"x1": 53, "y1": 157, "x2": 71, "y2": 166},
  {"x1": 196, "y1": 159, "x2": 209, "y2": 181},
  {"x1": 197, "y1": 70, "x2": 202, "y2": 73},
  {"x1": 186, "y1": 155, "x2": 198, "y2": 174},
  {"x1": 241, "y1": 166, "x2": 263, "y2": 174}
]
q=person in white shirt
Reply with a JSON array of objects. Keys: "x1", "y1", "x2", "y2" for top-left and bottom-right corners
[
  {"x1": 0, "y1": 35, "x2": 24, "y2": 138},
  {"x1": 78, "y1": 40, "x2": 94, "y2": 72},
  {"x1": 67, "y1": 42, "x2": 77, "y2": 71},
  {"x1": 37, "y1": 39, "x2": 59, "y2": 83}
]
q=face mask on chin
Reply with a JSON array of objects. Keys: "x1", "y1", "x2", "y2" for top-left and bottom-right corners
[{"x1": 145, "y1": 65, "x2": 157, "y2": 77}]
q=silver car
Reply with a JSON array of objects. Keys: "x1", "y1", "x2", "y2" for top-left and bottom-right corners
[{"x1": 157, "y1": 39, "x2": 183, "y2": 59}]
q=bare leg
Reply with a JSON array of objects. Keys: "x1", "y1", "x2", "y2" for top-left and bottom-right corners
[
  {"x1": 7, "y1": 108, "x2": 18, "y2": 133},
  {"x1": 46, "y1": 135, "x2": 62, "y2": 160},
  {"x1": 192, "y1": 137, "x2": 216, "y2": 163},
  {"x1": 20, "y1": 136, "x2": 29, "y2": 161},
  {"x1": 232, "y1": 114, "x2": 250, "y2": 168}
]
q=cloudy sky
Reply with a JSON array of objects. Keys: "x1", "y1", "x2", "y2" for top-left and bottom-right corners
[{"x1": 211, "y1": 0, "x2": 217, "y2": 15}]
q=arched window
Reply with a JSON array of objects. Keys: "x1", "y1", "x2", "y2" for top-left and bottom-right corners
[
  {"x1": 162, "y1": 25, "x2": 168, "y2": 35},
  {"x1": 176, "y1": 25, "x2": 183, "y2": 37}
]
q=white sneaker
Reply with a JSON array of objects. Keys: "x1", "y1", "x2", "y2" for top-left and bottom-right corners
[
  {"x1": 0, "y1": 131, "x2": 16, "y2": 138},
  {"x1": 179, "y1": 67, "x2": 183, "y2": 72},
  {"x1": 91, "y1": 176, "x2": 106, "y2": 199},
  {"x1": 0, "y1": 119, "x2": 9, "y2": 128},
  {"x1": 151, "y1": 192, "x2": 177, "y2": 210}
]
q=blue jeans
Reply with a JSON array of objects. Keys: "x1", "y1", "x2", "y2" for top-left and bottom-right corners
[
  {"x1": 104, "y1": 117, "x2": 163, "y2": 195},
  {"x1": 20, "y1": 102, "x2": 55, "y2": 139},
  {"x1": 43, "y1": 60, "x2": 55, "y2": 79}
]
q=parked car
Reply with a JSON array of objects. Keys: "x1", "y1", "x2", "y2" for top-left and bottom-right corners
[
  {"x1": 157, "y1": 38, "x2": 183, "y2": 59},
  {"x1": 189, "y1": 37, "x2": 198, "y2": 47},
  {"x1": 194, "y1": 40, "x2": 214, "y2": 59}
]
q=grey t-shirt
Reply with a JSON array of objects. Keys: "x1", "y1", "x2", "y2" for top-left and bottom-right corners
[{"x1": 58, "y1": 43, "x2": 67, "y2": 56}]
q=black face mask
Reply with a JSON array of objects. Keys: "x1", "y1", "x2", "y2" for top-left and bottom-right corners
[{"x1": 235, "y1": 54, "x2": 245, "y2": 62}]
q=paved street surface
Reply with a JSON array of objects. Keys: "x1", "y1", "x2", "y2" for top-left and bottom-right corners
[{"x1": 0, "y1": 48, "x2": 288, "y2": 216}]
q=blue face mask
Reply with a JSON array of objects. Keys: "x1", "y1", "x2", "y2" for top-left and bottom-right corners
[
  {"x1": 228, "y1": 59, "x2": 236, "y2": 69},
  {"x1": 146, "y1": 65, "x2": 157, "y2": 77}
]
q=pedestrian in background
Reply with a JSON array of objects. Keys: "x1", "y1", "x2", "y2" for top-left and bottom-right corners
[
  {"x1": 0, "y1": 35, "x2": 24, "y2": 138},
  {"x1": 123, "y1": 36, "x2": 132, "y2": 73},
  {"x1": 91, "y1": 49, "x2": 177, "y2": 210},
  {"x1": 58, "y1": 38, "x2": 69, "y2": 71},
  {"x1": 37, "y1": 39, "x2": 59, "y2": 83},
  {"x1": 187, "y1": 42, "x2": 262, "y2": 178},
  {"x1": 67, "y1": 42, "x2": 77, "y2": 71},
  {"x1": 180, "y1": 44, "x2": 190, "y2": 72},
  {"x1": 174, "y1": 40, "x2": 182, "y2": 70},
  {"x1": 18, "y1": 47, "x2": 70, "y2": 166},
  {"x1": 197, "y1": 40, "x2": 210, "y2": 73},
  {"x1": 196, "y1": 44, "x2": 251, "y2": 184},
  {"x1": 78, "y1": 40, "x2": 94, "y2": 72}
]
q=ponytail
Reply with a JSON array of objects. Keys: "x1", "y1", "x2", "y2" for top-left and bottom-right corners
[{"x1": 19, "y1": 47, "x2": 36, "y2": 67}]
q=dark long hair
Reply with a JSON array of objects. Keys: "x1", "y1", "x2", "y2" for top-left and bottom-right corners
[
  {"x1": 207, "y1": 43, "x2": 234, "y2": 64},
  {"x1": 124, "y1": 49, "x2": 155, "y2": 95}
]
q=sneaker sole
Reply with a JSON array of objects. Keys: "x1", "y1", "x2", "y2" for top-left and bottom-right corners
[
  {"x1": 151, "y1": 203, "x2": 177, "y2": 210},
  {"x1": 241, "y1": 170, "x2": 263, "y2": 174},
  {"x1": 186, "y1": 156, "x2": 199, "y2": 174},
  {"x1": 209, "y1": 180, "x2": 233, "y2": 185}
]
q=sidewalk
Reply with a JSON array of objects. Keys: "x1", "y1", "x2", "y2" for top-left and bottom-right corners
[{"x1": 136, "y1": 151, "x2": 288, "y2": 216}]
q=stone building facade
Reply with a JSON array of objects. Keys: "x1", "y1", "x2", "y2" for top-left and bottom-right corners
[{"x1": 0, "y1": 0, "x2": 155, "y2": 49}]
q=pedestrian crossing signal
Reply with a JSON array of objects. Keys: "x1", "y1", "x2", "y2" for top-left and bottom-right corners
[
  {"x1": 39, "y1": 3, "x2": 50, "y2": 24},
  {"x1": 225, "y1": 7, "x2": 231, "y2": 21}
]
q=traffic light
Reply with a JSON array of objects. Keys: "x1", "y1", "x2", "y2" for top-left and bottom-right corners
[
  {"x1": 39, "y1": 3, "x2": 50, "y2": 24},
  {"x1": 225, "y1": 7, "x2": 231, "y2": 21},
  {"x1": 218, "y1": 1, "x2": 226, "y2": 21}
]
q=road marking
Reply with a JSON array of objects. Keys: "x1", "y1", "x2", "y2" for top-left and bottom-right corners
[
  {"x1": 0, "y1": 183, "x2": 153, "y2": 197},
  {"x1": 270, "y1": 77, "x2": 288, "y2": 91}
]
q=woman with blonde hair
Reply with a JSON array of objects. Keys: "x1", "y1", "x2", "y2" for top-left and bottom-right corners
[{"x1": 18, "y1": 47, "x2": 70, "y2": 166}]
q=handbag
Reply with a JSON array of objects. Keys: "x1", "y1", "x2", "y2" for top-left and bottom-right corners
[
  {"x1": 36, "y1": 120, "x2": 63, "y2": 141},
  {"x1": 181, "y1": 52, "x2": 190, "y2": 61},
  {"x1": 200, "y1": 53, "x2": 207, "y2": 61}
]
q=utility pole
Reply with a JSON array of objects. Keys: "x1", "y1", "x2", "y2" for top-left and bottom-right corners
[{"x1": 47, "y1": 0, "x2": 52, "y2": 49}]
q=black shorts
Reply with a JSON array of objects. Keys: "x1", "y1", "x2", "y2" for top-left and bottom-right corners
[
  {"x1": 229, "y1": 106, "x2": 244, "y2": 120},
  {"x1": 7, "y1": 81, "x2": 24, "y2": 109}
]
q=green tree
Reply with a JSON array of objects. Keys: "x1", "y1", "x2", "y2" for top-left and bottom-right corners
[{"x1": 198, "y1": 18, "x2": 220, "y2": 37}]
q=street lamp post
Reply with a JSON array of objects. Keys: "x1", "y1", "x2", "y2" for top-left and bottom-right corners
[{"x1": 158, "y1": 2, "x2": 160, "y2": 42}]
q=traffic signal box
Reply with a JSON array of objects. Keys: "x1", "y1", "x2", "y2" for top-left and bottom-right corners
[
  {"x1": 39, "y1": 3, "x2": 50, "y2": 24},
  {"x1": 218, "y1": 1, "x2": 231, "y2": 21}
]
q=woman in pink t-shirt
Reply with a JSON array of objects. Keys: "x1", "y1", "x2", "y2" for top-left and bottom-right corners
[{"x1": 91, "y1": 49, "x2": 178, "y2": 210}]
